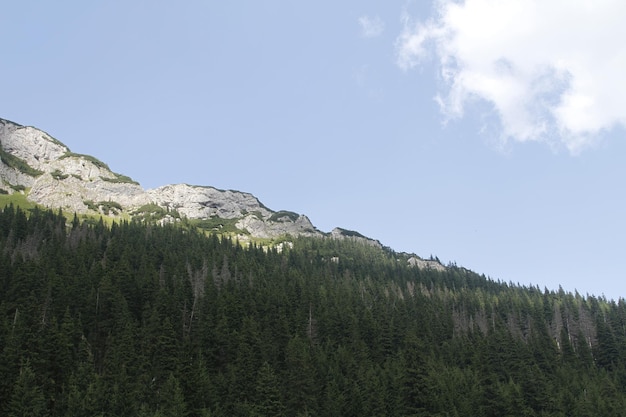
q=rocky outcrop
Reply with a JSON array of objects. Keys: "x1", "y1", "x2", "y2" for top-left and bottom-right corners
[
  {"x1": 236, "y1": 213, "x2": 319, "y2": 239},
  {"x1": 0, "y1": 118, "x2": 324, "y2": 239},
  {"x1": 330, "y1": 227, "x2": 383, "y2": 248},
  {"x1": 0, "y1": 119, "x2": 68, "y2": 169},
  {"x1": 146, "y1": 184, "x2": 271, "y2": 220},
  {"x1": 27, "y1": 173, "x2": 147, "y2": 214},
  {"x1": 0, "y1": 118, "x2": 148, "y2": 213},
  {"x1": 407, "y1": 256, "x2": 446, "y2": 272},
  {"x1": 0, "y1": 117, "x2": 447, "y2": 270}
]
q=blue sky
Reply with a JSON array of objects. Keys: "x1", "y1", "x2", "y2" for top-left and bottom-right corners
[{"x1": 2, "y1": 1, "x2": 626, "y2": 299}]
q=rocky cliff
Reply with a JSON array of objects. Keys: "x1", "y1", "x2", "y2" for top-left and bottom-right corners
[
  {"x1": 0, "y1": 117, "x2": 444, "y2": 269},
  {"x1": 0, "y1": 118, "x2": 322, "y2": 240}
]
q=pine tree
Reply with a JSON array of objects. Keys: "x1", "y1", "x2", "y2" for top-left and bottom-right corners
[
  {"x1": 284, "y1": 335, "x2": 317, "y2": 415},
  {"x1": 254, "y1": 361, "x2": 285, "y2": 417},
  {"x1": 8, "y1": 360, "x2": 47, "y2": 417},
  {"x1": 402, "y1": 333, "x2": 433, "y2": 416},
  {"x1": 158, "y1": 373, "x2": 187, "y2": 417}
]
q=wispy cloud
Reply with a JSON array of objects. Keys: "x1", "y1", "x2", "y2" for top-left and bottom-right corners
[
  {"x1": 359, "y1": 15, "x2": 384, "y2": 38},
  {"x1": 396, "y1": 0, "x2": 626, "y2": 152}
]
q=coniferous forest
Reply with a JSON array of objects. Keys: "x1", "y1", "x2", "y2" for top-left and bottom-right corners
[{"x1": 2, "y1": 205, "x2": 626, "y2": 416}]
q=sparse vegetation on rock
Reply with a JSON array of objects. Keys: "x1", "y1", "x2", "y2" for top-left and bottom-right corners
[
  {"x1": 51, "y1": 169, "x2": 69, "y2": 180},
  {"x1": 0, "y1": 146, "x2": 44, "y2": 177},
  {"x1": 269, "y1": 210, "x2": 300, "y2": 222}
]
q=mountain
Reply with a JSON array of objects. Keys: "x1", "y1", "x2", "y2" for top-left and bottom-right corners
[
  {"x1": 0, "y1": 117, "x2": 446, "y2": 269},
  {"x1": 0, "y1": 117, "x2": 320, "y2": 237},
  {"x1": 1, "y1": 117, "x2": 436, "y2": 258},
  {"x1": 3, "y1": 119, "x2": 626, "y2": 416}
]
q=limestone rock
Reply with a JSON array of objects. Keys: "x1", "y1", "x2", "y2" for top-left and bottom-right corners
[
  {"x1": 330, "y1": 227, "x2": 383, "y2": 248},
  {"x1": 146, "y1": 184, "x2": 271, "y2": 220},
  {"x1": 407, "y1": 256, "x2": 446, "y2": 272},
  {"x1": 0, "y1": 119, "x2": 68, "y2": 169},
  {"x1": 236, "y1": 213, "x2": 320, "y2": 239},
  {"x1": 0, "y1": 116, "x2": 442, "y2": 267},
  {"x1": 0, "y1": 117, "x2": 324, "y2": 240}
]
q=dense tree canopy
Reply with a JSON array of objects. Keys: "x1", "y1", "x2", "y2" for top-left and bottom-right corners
[{"x1": 1, "y1": 204, "x2": 625, "y2": 416}]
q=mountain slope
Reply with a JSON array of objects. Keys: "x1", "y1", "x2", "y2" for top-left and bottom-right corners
[
  {"x1": 1, "y1": 117, "x2": 448, "y2": 269},
  {"x1": 0, "y1": 118, "x2": 329, "y2": 240},
  {"x1": 0, "y1": 117, "x2": 447, "y2": 268}
]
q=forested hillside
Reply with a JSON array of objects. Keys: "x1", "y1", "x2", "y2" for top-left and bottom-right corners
[{"x1": 1, "y1": 205, "x2": 626, "y2": 416}]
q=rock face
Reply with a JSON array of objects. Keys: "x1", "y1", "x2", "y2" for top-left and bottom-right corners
[
  {"x1": 330, "y1": 227, "x2": 383, "y2": 248},
  {"x1": 407, "y1": 256, "x2": 446, "y2": 272},
  {"x1": 146, "y1": 184, "x2": 269, "y2": 220},
  {"x1": 0, "y1": 118, "x2": 322, "y2": 239},
  {"x1": 0, "y1": 117, "x2": 446, "y2": 270},
  {"x1": 236, "y1": 213, "x2": 319, "y2": 239},
  {"x1": 0, "y1": 118, "x2": 149, "y2": 214}
]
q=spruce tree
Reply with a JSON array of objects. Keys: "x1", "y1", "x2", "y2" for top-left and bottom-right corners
[{"x1": 8, "y1": 361, "x2": 47, "y2": 417}]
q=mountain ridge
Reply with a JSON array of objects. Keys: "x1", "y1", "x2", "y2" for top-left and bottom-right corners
[{"x1": 0, "y1": 117, "x2": 445, "y2": 271}]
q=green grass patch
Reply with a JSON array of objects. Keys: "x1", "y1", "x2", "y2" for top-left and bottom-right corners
[{"x1": 0, "y1": 191, "x2": 38, "y2": 211}]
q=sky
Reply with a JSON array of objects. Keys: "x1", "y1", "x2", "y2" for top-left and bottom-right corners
[{"x1": 2, "y1": 1, "x2": 626, "y2": 300}]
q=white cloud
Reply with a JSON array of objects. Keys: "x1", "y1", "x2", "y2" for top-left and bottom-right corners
[
  {"x1": 396, "y1": 0, "x2": 626, "y2": 152},
  {"x1": 359, "y1": 15, "x2": 385, "y2": 38}
]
